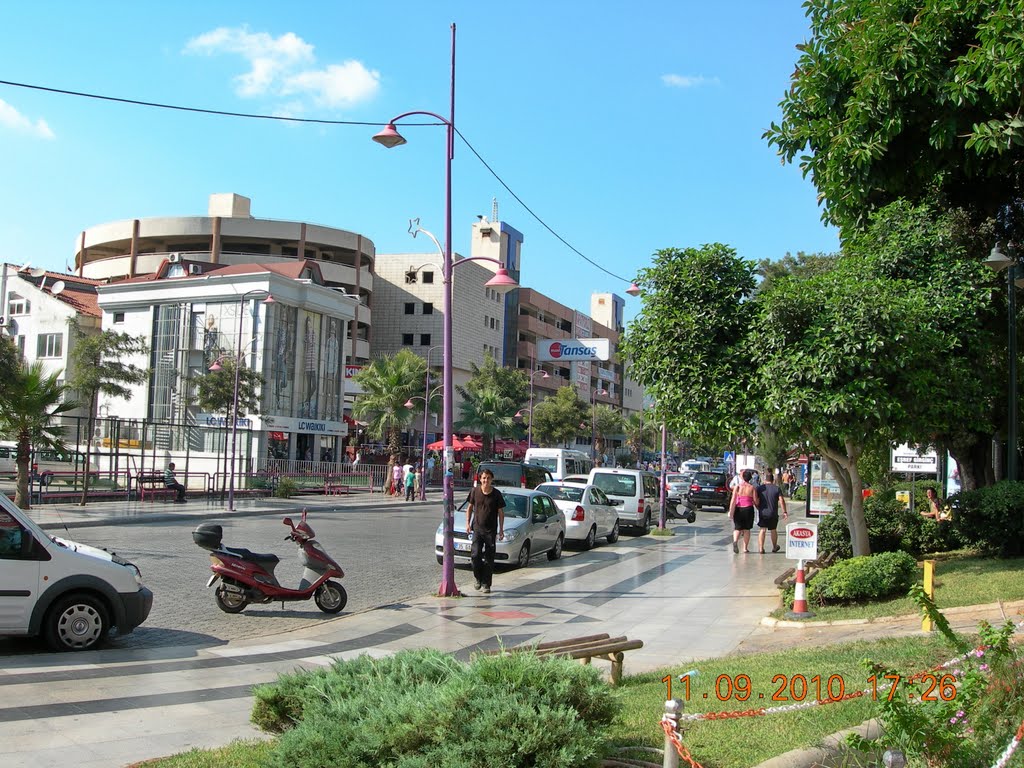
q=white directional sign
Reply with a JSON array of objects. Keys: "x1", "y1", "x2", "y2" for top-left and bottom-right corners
[{"x1": 890, "y1": 444, "x2": 938, "y2": 473}]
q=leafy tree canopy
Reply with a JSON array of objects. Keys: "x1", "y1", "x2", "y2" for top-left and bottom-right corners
[
  {"x1": 765, "y1": 0, "x2": 1024, "y2": 237},
  {"x1": 530, "y1": 386, "x2": 588, "y2": 448}
]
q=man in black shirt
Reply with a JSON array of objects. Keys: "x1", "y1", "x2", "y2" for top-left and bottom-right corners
[
  {"x1": 466, "y1": 468, "x2": 505, "y2": 593},
  {"x1": 756, "y1": 472, "x2": 788, "y2": 553}
]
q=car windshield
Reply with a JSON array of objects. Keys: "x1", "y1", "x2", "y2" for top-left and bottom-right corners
[
  {"x1": 537, "y1": 484, "x2": 583, "y2": 502},
  {"x1": 667, "y1": 474, "x2": 686, "y2": 484},
  {"x1": 591, "y1": 473, "x2": 637, "y2": 496},
  {"x1": 693, "y1": 472, "x2": 725, "y2": 486},
  {"x1": 503, "y1": 494, "x2": 528, "y2": 518}
]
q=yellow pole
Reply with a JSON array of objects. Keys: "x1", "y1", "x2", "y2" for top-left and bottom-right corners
[{"x1": 922, "y1": 559, "x2": 935, "y2": 632}]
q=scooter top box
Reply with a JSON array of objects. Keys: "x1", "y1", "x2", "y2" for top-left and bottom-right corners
[{"x1": 192, "y1": 523, "x2": 223, "y2": 551}]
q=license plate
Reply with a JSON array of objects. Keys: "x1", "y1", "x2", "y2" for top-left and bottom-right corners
[
  {"x1": 701, "y1": 487, "x2": 715, "y2": 492},
  {"x1": 454, "y1": 541, "x2": 471, "y2": 552}
]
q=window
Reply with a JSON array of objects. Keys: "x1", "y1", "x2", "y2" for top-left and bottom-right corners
[
  {"x1": 422, "y1": 303, "x2": 433, "y2": 315},
  {"x1": 7, "y1": 294, "x2": 29, "y2": 315},
  {"x1": 404, "y1": 302, "x2": 415, "y2": 315},
  {"x1": 402, "y1": 333, "x2": 414, "y2": 346},
  {"x1": 113, "y1": 312, "x2": 125, "y2": 324},
  {"x1": 15, "y1": 336, "x2": 25, "y2": 355},
  {"x1": 422, "y1": 271, "x2": 434, "y2": 284},
  {"x1": 420, "y1": 334, "x2": 431, "y2": 346},
  {"x1": 489, "y1": 317, "x2": 497, "y2": 330},
  {"x1": 37, "y1": 333, "x2": 63, "y2": 358}
]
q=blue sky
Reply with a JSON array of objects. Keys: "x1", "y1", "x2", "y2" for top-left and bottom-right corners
[{"x1": 0, "y1": 2, "x2": 838, "y2": 320}]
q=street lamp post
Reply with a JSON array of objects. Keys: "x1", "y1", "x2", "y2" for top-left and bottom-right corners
[
  {"x1": 372, "y1": 28, "x2": 518, "y2": 595},
  {"x1": 985, "y1": 243, "x2": 1019, "y2": 482},
  {"x1": 527, "y1": 365, "x2": 549, "y2": 449},
  {"x1": 212, "y1": 289, "x2": 274, "y2": 511},
  {"x1": 590, "y1": 387, "x2": 608, "y2": 463},
  {"x1": 658, "y1": 421, "x2": 668, "y2": 529}
]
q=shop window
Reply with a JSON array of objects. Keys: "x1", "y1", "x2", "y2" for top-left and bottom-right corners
[{"x1": 402, "y1": 333, "x2": 414, "y2": 346}]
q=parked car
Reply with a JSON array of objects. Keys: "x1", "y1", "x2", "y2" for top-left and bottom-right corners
[
  {"x1": 434, "y1": 487, "x2": 566, "y2": 568},
  {"x1": 475, "y1": 461, "x2": 553, "y2": 489},
  {"x1": 536, "y1": 481, "x2": 621, "y2": 549},
  {"x1": 686, "y1": 471, "x2": 731, "y2": 511},
  {"x1": 0, "y1": 493, "x2": 153, "y2": 651},
  {"x1": 665, "y1": 471, "x2": 696, "y2": 504},
  {"x1": 587, "y1": 468, "x2": 660, "y2": 533}
]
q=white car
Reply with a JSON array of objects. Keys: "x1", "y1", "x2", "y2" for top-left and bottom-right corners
[
  {"x1": 434, "y1": 488, "x2": 566, "y2": 569},
  {"x1": 536, "y1": 482, "x2": 621, "y2": 549}
]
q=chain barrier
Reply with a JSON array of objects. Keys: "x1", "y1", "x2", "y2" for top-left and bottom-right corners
[
  {"x1": 989, "y1": 718, "x2": 1024, "y2": 768},
  {"x1": 660, "y1": 716, "x2": 704, "y2": 768}
]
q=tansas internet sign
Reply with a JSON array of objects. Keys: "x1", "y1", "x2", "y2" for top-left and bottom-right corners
[{"x1": 537, "y1": 338, "x2": 610, "y2": 362}]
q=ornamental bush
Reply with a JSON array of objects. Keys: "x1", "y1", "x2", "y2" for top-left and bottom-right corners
[
  {"x1": 949, "y1": 481, "x2": 1024, "y2": 557},
  {"x1": 810, "y1": 551, "x2": 917, "y2": 605},
  {"x1": 252, "y1": 648, "x2": 620, "y2": 768}
]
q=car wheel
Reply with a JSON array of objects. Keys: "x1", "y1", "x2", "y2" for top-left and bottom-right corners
[
  {"x1": 436, "y1": 554, "x2": 443, "y2": 565},
  {"x1": 606, "y1": 520, "x2": 620, "y2": 544},
  {"x1": 516, "y1": 541, "x2": 531, "y2": 569},
  {"x1": 314, "y1": 580, "x2": 347, "y2": 614},
  {"x1": 547, "y1": 534, "x2": 564, "y2": 561},
  {"x1": 640, "y1": 510, "x2": 651, "y2": 535},
  {"x1": 44, "y1": 593, "x2": 109, "y2": 651},
  {"x1": 583, "y1": 526, "x2": 597, "y2": 550}
]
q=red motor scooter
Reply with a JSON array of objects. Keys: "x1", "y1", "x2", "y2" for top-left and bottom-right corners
[{"x1": 192, "y1": 509, "x2": 347, "y2": 614}]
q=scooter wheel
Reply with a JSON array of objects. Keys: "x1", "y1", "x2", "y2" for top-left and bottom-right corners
[
  {"x1": 315, "y1": 580, "x2": 347, "y2": 614},
  {"x1": 215, "y1": 587, "x2": 248, "y2": 614},
  {"x1": 687, "y1": 512, "x2": 697, "y2": 524}
]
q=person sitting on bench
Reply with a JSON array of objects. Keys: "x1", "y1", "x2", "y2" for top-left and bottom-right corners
[{"x1": 164, "y1": 462, "x2": 187, "y2": 503}]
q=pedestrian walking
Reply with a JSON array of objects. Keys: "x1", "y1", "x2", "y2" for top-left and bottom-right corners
[
  {"x1": 163, "y1": 462, "x2": 187, "y2": 503},
  {"x1": 404, "y1": 464, "x2": 416, "y2": 501},
  {"x1": 465, "y1": 468, "x2": 505, "y2": 594},
  {"x1": 755, "y1": 472, "x2": 788, "y2": 553},
  {"x1": 728, "y1": 469, "x2": 759, "y2": 553},
  {"x1": 391, "y1": 461, "x2": 403, "y2": 496},
  {"x1": 414, "y1": 466, "x2": 423, "y2": 498}
]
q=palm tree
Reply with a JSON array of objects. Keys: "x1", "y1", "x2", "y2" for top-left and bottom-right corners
[
  {"x1": 623, "y1": 412, "x2": 653, "y2": 465},
  {"x1": 352, "y1": 350, "x2": 425, "y2": 487},
  {"x1": 0, "y1": 361, "x2": 77, "y2": 509},
  {"x1": 455, "y1": 386, "x2": 519, "y2": 458},
  {"x1": 592, "y1": 405, "x2": 624, "y2": 465}
]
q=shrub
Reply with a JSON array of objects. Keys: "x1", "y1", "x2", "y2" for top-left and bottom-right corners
[
  {"x1": 810, "y1": 551, "x2": 917, "y2": 605},
  {"x1": 817, "y1": 492, "x2": 961, "y2": 560},
  {"x1": 254, "y1": 648, "x2": 620, "y2": 768},
  {"x1": 949, "y1": 481, "x2": 1024, "y2": 557},
  {"x1": 274, "y1": 476, "x2": 298, "y2": 498}
]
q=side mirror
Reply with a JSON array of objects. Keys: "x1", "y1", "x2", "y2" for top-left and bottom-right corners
[{"x1": 282, "y1": 517, "x2": 293, "y2": 527}]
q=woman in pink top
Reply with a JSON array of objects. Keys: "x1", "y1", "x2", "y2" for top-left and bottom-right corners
[{"x1": 728, "y1": 469, "x2": 760, "y2": 553}]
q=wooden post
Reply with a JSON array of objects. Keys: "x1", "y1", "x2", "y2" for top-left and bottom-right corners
[
  {"x1": 611, "y1": 651, "x2": 624, "y2": 685},
  {"x1": 922, "y1": 559, "x2": 935, "y2": 632}
]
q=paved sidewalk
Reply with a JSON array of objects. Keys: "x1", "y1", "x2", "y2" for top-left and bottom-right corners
[{"x1": 3, "y1": 496, "x2": 1019, "y2": 768}]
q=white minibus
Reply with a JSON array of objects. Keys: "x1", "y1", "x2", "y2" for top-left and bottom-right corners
[{"x1": 523, "y1": 448, "x2": 594, "y2": 481}]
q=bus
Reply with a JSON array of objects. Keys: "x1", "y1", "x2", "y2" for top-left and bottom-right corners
[{"x1": 523, "y1": 448, "x2": 594, "y2": 481}]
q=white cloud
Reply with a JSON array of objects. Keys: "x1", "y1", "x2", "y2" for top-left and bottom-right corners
[
  {"x1": 661, "y1": 74, "x2": 720, "y2": 89},
  {"x1": 185, "y1": 26, "x2": 379, "y2": 110},
  {"x1": 0, "y1": 99, "x2": 55, "y2": 139}
]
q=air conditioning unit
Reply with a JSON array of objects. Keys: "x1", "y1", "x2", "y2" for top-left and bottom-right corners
[
  {"x1": 188, "y1": 264, "x2": 202, "y2": 275},
  {"x1": 167, "y1": 253, "x2": 182, "y2": 263}
]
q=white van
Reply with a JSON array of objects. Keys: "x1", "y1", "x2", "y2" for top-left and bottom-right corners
[
  {"x1": 0, "y1": 494, "x2": 153, "y2": 651},
  {"x1": 524, "y1": 448, "x2": 594, "y2": 481},
  {"x1": 588, "y1": 467, "x2": 660, "y2": 533},
  {"x1": 681, "y1": 460, "x2": 711, "y2": 474}
]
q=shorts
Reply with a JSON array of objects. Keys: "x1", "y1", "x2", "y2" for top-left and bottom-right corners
[
  {"x1": 758, "y1": 511, "x2": 779, "y2": 530},
  {"x1": 733, "y1": 506, "x2": 755, "y2": 531}
]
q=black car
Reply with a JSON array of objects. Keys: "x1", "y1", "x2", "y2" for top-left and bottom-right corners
[
  {"x1": 476, "y1": 461, "x2": 554, "y2": 489},
  {"x1": 686, "y1": 471, "x2": 730, "y2": 511}
]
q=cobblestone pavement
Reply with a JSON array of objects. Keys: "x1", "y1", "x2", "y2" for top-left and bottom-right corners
[{"x1": 0, "y1": 502, "x2": 446, "y2": 653}]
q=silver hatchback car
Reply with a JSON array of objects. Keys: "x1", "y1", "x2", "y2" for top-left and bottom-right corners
[{"x1": 434, "y1": 488, "x2": 567, "y2": 569}]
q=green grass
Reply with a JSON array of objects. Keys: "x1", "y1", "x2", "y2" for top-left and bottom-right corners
[
  {"x1": 129, "y1": 739, "x2": 272, "y2": 768},
  {"x1": 771, "y1": 553, "x2": 1024, "y2": 622}
]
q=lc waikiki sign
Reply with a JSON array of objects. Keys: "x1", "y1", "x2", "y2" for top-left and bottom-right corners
[{"x1": 537, "y1": 338, "x2": 610, "y2": 362}]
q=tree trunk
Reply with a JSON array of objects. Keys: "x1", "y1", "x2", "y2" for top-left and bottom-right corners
[
  {"x1": 816, "y1": 439, "x2": 870, "y2": 556},
  {"x1": 79, "y1": 397, "x2": 96, "y2": 506},
  {"x1": 14, "y1": 433, "x2": 31, "y2": 509},
  {"x1": 946, "y1": 431, "x2": 995, "y2": 492}
]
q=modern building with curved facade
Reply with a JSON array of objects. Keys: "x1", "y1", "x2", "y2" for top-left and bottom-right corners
[{"x1": 73, "y1": 193, "x2": 375, "y2": 365}]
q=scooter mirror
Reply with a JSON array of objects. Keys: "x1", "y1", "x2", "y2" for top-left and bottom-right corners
[
  {"x1": 282, "y1": 517, "x2": 293, "y2": 528},
  {"x1": 300, "y1": 508, "x2": 308, "y2": 522}
]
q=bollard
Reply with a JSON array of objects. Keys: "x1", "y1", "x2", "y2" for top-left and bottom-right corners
[
  {"x1": 785, "y1": 558, "x2": 815, "y2": 619},
  {"x1": 922, "y1": 559, "x2": 935, "y2": 632},
  {"x1": 663, "y1": 698, "x2": 681, "y2": 768}
]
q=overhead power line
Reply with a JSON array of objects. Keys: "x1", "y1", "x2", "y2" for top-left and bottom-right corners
[{"x1": 0, "y1": 78, "x2": 635, "y2": 286}]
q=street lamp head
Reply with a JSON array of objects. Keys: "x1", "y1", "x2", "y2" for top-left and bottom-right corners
[
  {"x1": 985, "y1": 243, "x2": 1014, "y2": 272},
  {"x1": 404, "y1": 399, "x2": 415, "y2": 408},
  {"x1": 484, "y1": 267, "x2": 518, "y2": 294},
  {"x1": 209, "y1": 359, "x2": 223, "y2": 372},
  {"x1": 625, "y1": 282, "x2": 642, "y2": 297},
  {"x1": 261, "y1": 293, "x2": 275, "y2": 304},
  {"x1": 372, "y1": 124, "x2": 407, "y2": 148}
]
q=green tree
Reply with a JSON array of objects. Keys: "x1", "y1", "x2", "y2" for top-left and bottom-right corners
[
  {"x1": 622, "y1": 244, "x2": 759, "y2": 448},
  {"x1": 530, "y1": 386, "x2": 588, "y2": 448},
  {"x1": 461, "y1": 352, "x2": 529, "y2": 405},
  {"x1": 754, "y1": 424, "x2": 791, "y2": 475},
  {"x1": 0, "y1": 361, "x2": 76, "y2": 509},
  {"x1": 352, "y1": 350, "x2": 425, "y2": 482},
  {"x1": 623, "y1": 411, "x2": 655, "y2": 465},
  {"x1": 455, "y1": 386, "x2": 519, "y2": 459},
  {"x1": 0, "y1": 335, "x2": 20, "y2": 403},
  {"x1": 764, "y1": 0, "x2": 1024, "y2": 238},
  {"x1": 591, "y1": 405, "x2": 623, "y2": 465},
  {"x1": 755, "y1": 251, "x2": 835, "y2": 294},
  {"x1": 67, "y1": 326, "x2": 148, "y2": 505},
  {"x1": 196, "y1": 357, "x2": 264, "y2": 498}
]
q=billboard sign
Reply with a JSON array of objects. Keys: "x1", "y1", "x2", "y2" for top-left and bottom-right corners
[
  {"x1": 890, "y1": 444, "x2": 938, "y2": 474},
  {"x1": 537, "y1": 337, "x2": 610, "y2": 362},
  {"x1": 808, "y1": 459, "x2": 841, "y2": 516}
]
